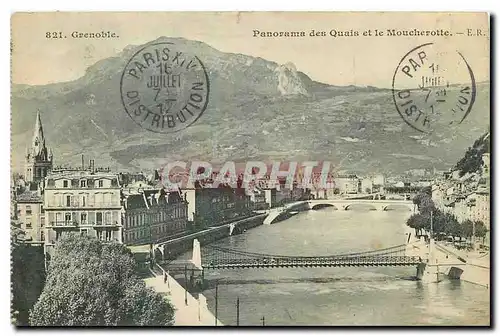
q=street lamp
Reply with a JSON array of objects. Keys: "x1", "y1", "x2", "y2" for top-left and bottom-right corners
[
  {"x1": 215, "y1": 280, "x2": 219, "y2": 326},
  {"x1": 149, "y1": 212, "x2": 153, "y2": 258},
  {"x1": 236, "y1": 297, "x2": 240, "y2": 326}
]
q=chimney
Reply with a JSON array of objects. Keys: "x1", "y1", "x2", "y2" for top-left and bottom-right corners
[
  {"x1": 89, "y1": 159, "x2": 95, "y2": 173},
  {"x1": 81, "y1": 154, "x2": 85, "y2": 170}
]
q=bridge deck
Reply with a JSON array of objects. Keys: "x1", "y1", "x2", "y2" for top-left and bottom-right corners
[{"x1": 202, "y1": 256, "x2": 421, "y2": 269}]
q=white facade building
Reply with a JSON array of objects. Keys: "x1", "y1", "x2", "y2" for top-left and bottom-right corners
[{"x1": 43, "y1": 170, "x2": 123, "y2": 255}]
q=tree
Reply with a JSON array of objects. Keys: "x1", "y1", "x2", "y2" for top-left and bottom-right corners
[
  {"x1": 430, "y1": 210, "x2": 453, "y2": 235},
  {"x1": 461, "y1": 219, "x2": 474, "y2": 239},
  {"x1": 412, "y1": 191, "x2": 435, "y2": 215},
  {"x1": 449, "y1": 220, "x2": 463, "y2": 240},
  {"x1": 474, "y1": 221, "x2": 488, "y2": 244},
  {"x1": 406, "y1": 213, "x2": 429, "y2": 237},
  {"x1": 421, "y1": 186, "x2": 432, "y2": 196},
  {"x1": 11, "y1": 222, "x2": 46, "y2": 326},
  {"x1": 419, "y1": 197, "x2": 435, "y2": 215},
  {"x1": 30, "y1": 234, "x2": 174, "y2": 326},
  {"x1": 412, "y1": 193, "x2": 423, "y2": 206},
  {"x1": 442, "y1": 213, "x2": 460, "y2": 238}
]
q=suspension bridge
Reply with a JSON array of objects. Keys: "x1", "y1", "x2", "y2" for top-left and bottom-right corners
[{"x1": 192, "y1": 242, "x2": 421, "y2": 269}]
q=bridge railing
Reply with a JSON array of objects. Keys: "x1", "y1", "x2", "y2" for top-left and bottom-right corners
[
  {"x1": 201, "y1": 255, "x2": 422, "y2": 268},
  {"x1": 200, "y1": 243, "x2": 418, "y2": 267}
]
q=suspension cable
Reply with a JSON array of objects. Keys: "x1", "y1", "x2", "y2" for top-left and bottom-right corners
[{"x1": 204, "y1": 244, "x2": 407, "y2": 259}]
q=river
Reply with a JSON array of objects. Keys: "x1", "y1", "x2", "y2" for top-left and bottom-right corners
[{"x1": 178, "y1": 208, "x2": 490, "y2": 326}]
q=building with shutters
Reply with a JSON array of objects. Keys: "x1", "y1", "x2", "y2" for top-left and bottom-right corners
[
  {"x1": 121, "y1": 189, "x2": 189, "y2": 245},
  {"x1": 182, "y1": 187, "x2": 254, "y2": 230},
  {"x1": 43, "y1": 170, "x2": 123, "y2": 255},
  {"x1": 15, "y1": 190, "x2": 45, "y2": 242},
  {"x1": 14, "y1": 110, "x2": 52, "y2": 242}
]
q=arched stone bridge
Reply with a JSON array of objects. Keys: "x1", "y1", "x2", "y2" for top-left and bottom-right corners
[
  {"x1": 308, "y1": 199, "x2": 416, "y2": 211},
  {"x1": 264, "y1": 199, "x2": 416, "y2": 225}
]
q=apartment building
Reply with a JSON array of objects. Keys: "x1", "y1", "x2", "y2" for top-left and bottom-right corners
[
  {"x1": 43, "y1": 170, "x2": 123, "y2": 254},
  {"x1": 122, "y1": 189, "x2": 188, "y2": 245}
]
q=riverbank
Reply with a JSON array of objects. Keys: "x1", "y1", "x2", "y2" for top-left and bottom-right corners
[
  {"x1": 144, "y1": 265, "x2": 223, "y2": 326},
  {"x1": 129, "y1": 213, "x2": 267, "y2": 264},
  {"x1": 139, "y1": 213, "x2": 273, "y2": 326},
  {"x1": 164, "y1": 213, "x2": 267, "y2": 260},
  {"x1": 437, "y1": 243, "x2": 490, "y2": 288},
  {"x1": 404, "y1": 221, "x2": 490, "y2": 288},
  {"x1": 196, "y1": 209, "x2": 490, "y2": 326}
]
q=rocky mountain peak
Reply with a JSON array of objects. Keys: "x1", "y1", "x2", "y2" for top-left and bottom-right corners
[{"x1": 275, "y1": 62, "x2": 310, "y2": 96}]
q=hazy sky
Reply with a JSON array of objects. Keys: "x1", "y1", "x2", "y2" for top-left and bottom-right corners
[{"x1": 12, "y1": 12, "x2": 489, "y2": 88}]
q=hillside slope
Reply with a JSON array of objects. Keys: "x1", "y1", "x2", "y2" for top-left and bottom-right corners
[{"x1": 11, "y1": 37, "x2": 490, "y2": 175}]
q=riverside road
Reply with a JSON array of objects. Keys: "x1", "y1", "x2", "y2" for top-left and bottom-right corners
[{"x1": 175, "y1": 207, "x2": 490, "y2": 326}]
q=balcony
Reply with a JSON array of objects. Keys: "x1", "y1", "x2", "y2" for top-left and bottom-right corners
[
  {"x1": 47, "y1": 221, "x2": 121, "y2": 228},
  {"x1": 93, "y1": 221, "x2": 121, "y2": 228},
  {"x1": 47, "y1": 221, "x2": 79, "y2": 228},
  {"x1": 45, "y1": 202, "x2": 121, "y2": 209}
]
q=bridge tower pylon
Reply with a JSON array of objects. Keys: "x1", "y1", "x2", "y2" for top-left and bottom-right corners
[
  {"x1": 191, "y1": 239, "x2": 202, "y2": 270},
  {"x1": 229, "y1": 223, "x2": 236, "y2": 235},
  {"x1": 416, "y1": 210, "x2": 441, "y2": 283}
]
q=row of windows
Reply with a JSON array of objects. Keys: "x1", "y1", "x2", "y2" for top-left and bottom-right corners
[
  {"x1": 58, "y1": 179, "x2": 106, "y2": 188},
  {"x1": 96, "y1": 230, "x2": 115, "y2": 241},
  {"x1": 26, "y1": 205, "x2": 32, "y2": 215},
  {"x1": 20, "y1": 204, "x2": 40, "y2": 216},
  {"x1": 54, "y1": 229, "x2": 115, "y2": 242},
  {"x1": 210, "y1": 195, "x2": 233, "y2": 203},
  {"x1": 19, "y1": 204, "x2": 46, "y2": 216},
  {"x1": 125, "y1": 221, "x2": 186, "y2": 242},
  {"x1": 49, "y1": 211, "x2": 119, "y2": 226},
  {"x1": 125, "y1": 207, "x2": 187, "y2": 228},
  {"x1": 47, "y1": 193, "x2": 118, "y2": 207}
]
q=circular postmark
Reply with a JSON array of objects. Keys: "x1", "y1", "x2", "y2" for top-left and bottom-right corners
[
  {"x1": 392, "y1": 43, "x2": 476, "y2": 133},
  {"x1": 120, "y1": 42, "x2": 210, "y2": 133}
]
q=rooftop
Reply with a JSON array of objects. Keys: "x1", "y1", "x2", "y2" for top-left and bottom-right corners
[
  {"x1": 16, "y1": 190, "x2": 42, "y2": 203},
  {"x1": 47, "y1": 170, "x2": 118, "y2": 180},
  {"x1": 123, "y1": 189, "x2": 185, "y2": 210}
]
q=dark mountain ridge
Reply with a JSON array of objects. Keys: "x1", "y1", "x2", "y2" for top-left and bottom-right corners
[{"x1": 11, "y1": 37, "x2": 490, "y2": 176}]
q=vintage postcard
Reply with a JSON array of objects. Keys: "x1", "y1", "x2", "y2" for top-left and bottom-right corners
[{"x1": 10, "y1": 12, "x2": 490, "y2": 326}]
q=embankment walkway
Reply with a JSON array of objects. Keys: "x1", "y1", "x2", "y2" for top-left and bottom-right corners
[
  {"x1": 144, "y1": 265, "x2": 223, "y2": 326},
  {"x1": 405, "y1": 235, "x2": 490, "y2": 287}
]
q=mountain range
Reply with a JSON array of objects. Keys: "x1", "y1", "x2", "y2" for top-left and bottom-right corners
[{"x1": 11, "y1": 37, "x2": 490, "y2": 176}]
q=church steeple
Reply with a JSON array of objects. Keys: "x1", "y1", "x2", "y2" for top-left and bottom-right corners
[
  {"x1": 31, "y1": 110, "x2": 48, "y2": 160},
  {"x1": 25, "y1": 110, "x2": 53, "y2": 184}
]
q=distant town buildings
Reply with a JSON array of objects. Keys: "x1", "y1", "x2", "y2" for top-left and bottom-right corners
[
  {"x1": 469, "y1": 190, "x2": 490, "y2": 227},
  {"x1": 393, "y1": 181, "x2": 408, "y2": 188},
  {"x1": 372, "y1": 174, "x2": 385, "y2": 187},
  {"x1": 335, "y1": 175, "x2": 359, "y2": 194},
  {"x1": 360, "y1": 178, "x2": 373, "y2": 194},
  {"x1": 482, "y1": 153, "x2": 490, "y2": 176},
  {"x1": 432, "y1": 152, "x2": 490, "y2": 229},
  {"x1": 407, "y1": 168, "x2": 427, "y2": 177}
]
